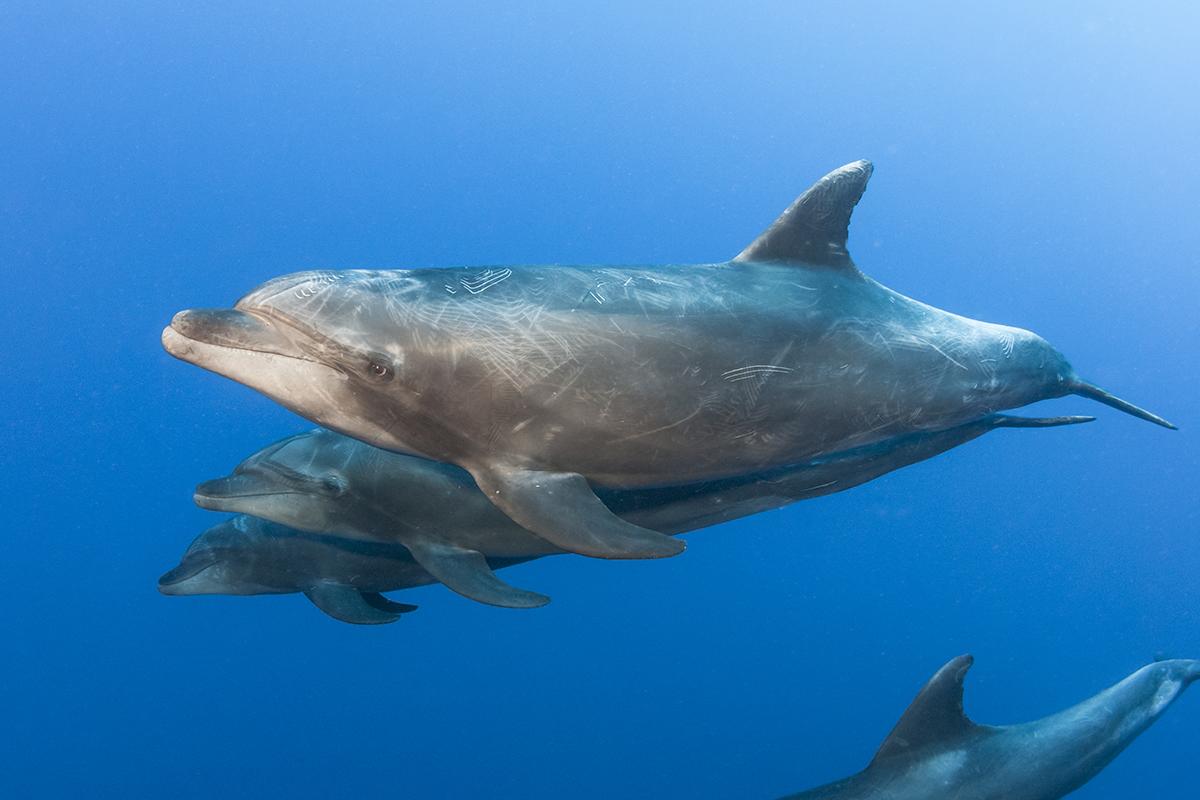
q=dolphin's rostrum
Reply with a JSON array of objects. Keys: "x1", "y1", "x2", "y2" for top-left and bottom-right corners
[
  {"x1": 163, "y1": 160, "x2": 1174, "y2": 563},
  {"x1": 782, "y1": 654, "x2": 1200, "y2": 799}
]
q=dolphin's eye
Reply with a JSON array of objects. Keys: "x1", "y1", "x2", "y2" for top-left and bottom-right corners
[
  {"x1": 363, "y1": 352, "x2": 395, "y2": 382},
  {"x1": 320, "y1": 475, "x2": 347, "y2": 496}
]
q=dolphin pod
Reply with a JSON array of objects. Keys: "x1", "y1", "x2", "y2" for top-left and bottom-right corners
[
  {"x1": 782, "y1": 655, "x2": 1200, "y2": 799},
  {"x1": 174, "y1": 414, "x2": 1091, "y2": 610},
  {"x1": 159, "y1": 160, "x2": 1186, "y2": 793},
  {"x1": 162, "y1": 160, "x2": 1174, "y2": 561}
]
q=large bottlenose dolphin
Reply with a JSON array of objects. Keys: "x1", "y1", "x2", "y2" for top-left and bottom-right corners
[
  {"x1": 162, "y1": 160, "x2": 1174, "y2": 560},
  {"x1": 782, "y1": 654, "x2": 1200, "y2": 799},
  {"x1": 191, "y1": 414, "x2": 1091, "y2": 609},
  {"x1": 157, "y1": 515, "x2": 422, "y2": 624}
]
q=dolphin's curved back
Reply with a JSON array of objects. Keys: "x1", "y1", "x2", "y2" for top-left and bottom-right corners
[{"x1": 780, "y1": 656, "x2": 1200, "y2": 800}]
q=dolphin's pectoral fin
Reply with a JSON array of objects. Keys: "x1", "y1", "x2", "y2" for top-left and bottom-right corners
[
  {"x1": 303, "y1": 583, "x2": 412, "y2": 625},
  {"x1": 470, "y1": 465, "x2": 685, "y2": 560},
  {"x1": 360, "y1": 592, "x2": 418, "y2": 614},
  {"x1": 733, "y1": 160, "x2": 873, "y2": 269},
  {"x1": 990, "y1": 414, "x2": 1095, "y2": 428},
  {"x1": 404, "y1": 536, "x2": 550, "y2": 609}
]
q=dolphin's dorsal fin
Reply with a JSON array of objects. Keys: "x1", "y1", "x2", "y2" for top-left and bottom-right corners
[
  {"x1": 733, "y1": 160, "x2": 872, "y2": 268},
  {"x1": 869, "y1": 654, "x2": 978, "y2": 765}
]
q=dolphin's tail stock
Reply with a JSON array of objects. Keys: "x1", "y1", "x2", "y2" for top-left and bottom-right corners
[{"x1": 1068, "y1": 380, "x2": 1177, "y2": 430}]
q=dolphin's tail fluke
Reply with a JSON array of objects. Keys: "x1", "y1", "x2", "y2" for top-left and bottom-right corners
[
  {"x1": 991, "y1": 414, "x2": 1096, "y2": 428},
  {"x1": 1069, "y1": 381, "x2": 1177, "y2": 430}
]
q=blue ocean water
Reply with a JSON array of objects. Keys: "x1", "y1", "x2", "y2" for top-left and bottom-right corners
[{"x1": 3, "y1": 2, "x2": 1197, "y2": 797}]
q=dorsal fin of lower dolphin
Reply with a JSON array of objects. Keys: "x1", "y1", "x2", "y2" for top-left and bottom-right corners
[
  {"x1": 403, "y1": 535, "x2": 551, "y2": 608},
  {"x1": 469, "y1": 465, "x2": 685, "y2": 560},
  {"x1": 733, "y1": 160, "x2": 873, "y2": 268},
  {"x1": 869, "y1": 654, "x2": 980, "y2": 766}
]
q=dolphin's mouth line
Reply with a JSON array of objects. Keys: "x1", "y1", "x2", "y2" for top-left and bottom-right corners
[
  {"x1": 165, "y1": 321, "x2": 325, "y2": 366},
  {"x1": 170, "y1": 306, "x2": 378, "y2": 382},
  {"x1": 242, "y1": 306, "x2": 380, "y2": 372},
  {"x1": 195, "y1": 490, "x2": 304, "y2": 501},
  {"x1": 157, "y1": 560, "x2": 215, "y2": 588},
  {"x1": 196, "y1": 460, "x2": 342, "y2": 502}
]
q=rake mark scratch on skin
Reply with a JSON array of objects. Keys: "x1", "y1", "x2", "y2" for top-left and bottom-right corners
[{"x1": 722, "y1": 365, "x2": 795, "y2": 382}]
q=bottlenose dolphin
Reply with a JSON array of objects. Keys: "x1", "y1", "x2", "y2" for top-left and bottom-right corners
[
  {"x1": 163, "y1": 160, "x2": 1173, "y2": 560},
  {"x1": 782, "y1": 654, "x2": 1200, "y2": 799},
  {"x1": 158, "y1": 515, "x2": 425, "y2": 624},
  {"x1": 192, "y1": 414, "x2": 1091, "y2": 608}
]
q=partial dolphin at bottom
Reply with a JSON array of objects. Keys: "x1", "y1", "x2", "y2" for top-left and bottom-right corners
[{"x1": 782, "y1": 654, "x2": 1200, "y2": 799}]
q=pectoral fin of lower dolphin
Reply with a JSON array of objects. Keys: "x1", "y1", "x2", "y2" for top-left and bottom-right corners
[
  {"x1": 470, "y1": 465, "x2": 685, "y2": 560},
  {"x1": 303, "y1": 583, "x2": 413, "y2": 624},
  {"x1": 360, "y1": 592, "x2": 418, "y2": 615},
  {"x1": 404, "y1": 537, "x2": 550, "y2": 608}
]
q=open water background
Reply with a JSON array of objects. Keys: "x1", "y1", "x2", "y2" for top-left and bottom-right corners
[{"x1": 2, "y1": 2, "x2": 1197, "y2": 797}]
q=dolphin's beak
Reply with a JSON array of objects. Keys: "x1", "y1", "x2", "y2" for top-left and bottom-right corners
[
  {"x1": 1069, "y1": 380, "x2": 1177, "y2": 430},
  {"x1": 157, "y1": 552, "x2": 219, "y2": 593},
  {"x1": 164, "y1": 308, "x2": 305, "y2": 358},
  {"x1": 194, "y1": 473, "x2": 287, "y2": 511}
]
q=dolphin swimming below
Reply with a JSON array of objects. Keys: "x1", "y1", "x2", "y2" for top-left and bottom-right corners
[
  {"x1": 162, "y1": 160, "x2": 1174, "y2": 561},
  {"x1": 191, "y1": 414, "x2": 1092, "y2": 609},
  {"x1": 157, "y1": 515, "x2": 423, "y2": 624},
  {"x1": 781, "y1": 654, "x2": 1200, "y2": 800}
]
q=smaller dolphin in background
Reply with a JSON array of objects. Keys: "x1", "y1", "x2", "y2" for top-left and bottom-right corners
[
  {"x1": 157, "y1": 516, "x2": 427, "y2": 624},
  {"x1": 782, "y1": 654, "x2": 1200, "y2": 800},
  {"x1": 189, "y1": 414, "x2": 1091, "y2": 610}
]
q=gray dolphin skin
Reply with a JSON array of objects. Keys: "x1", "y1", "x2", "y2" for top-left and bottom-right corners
[
  {"x1": 782, "y1": 655, "x2": 1200, "y2": 800},
  {"x1": 194, "y1": 430, "x2": 556, "y2": 610},
  {"x1": 162, "y1": 160, "x2": 1174, "y2": 561},
  {"x1": 190, "y1": 413, "x2": 1092, "y2": 609},
  {"x1": 159, "y1": 515, "x2": 546, "y2": 624},
  {"x1": 157, "y1": 515, "x2": 424, "y2": 624}
]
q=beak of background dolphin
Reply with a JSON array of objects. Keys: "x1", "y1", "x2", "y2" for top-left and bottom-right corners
[
  {"x1": 157, "y1": 553, "x2": 218, "y2": 594},
  {"x1": 1069, "y1": 380, "x2": 1178, "y2": 430},
  {"x1": 194, "y1": 474, "x2": 285, "y2": 511},
  {"x1": 163, "y1": 308, "x2": 307, "y2": 360}
]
